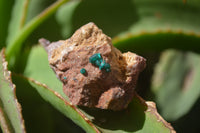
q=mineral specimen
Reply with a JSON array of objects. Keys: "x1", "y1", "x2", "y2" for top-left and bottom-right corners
[{"x1": 39, "y1": 22, "x2": 146, "y2": 111}]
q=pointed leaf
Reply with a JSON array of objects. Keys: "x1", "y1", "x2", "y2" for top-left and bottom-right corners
[
  {"x1": 26, "y1": 77, "x2": 100, "y2": 133},
  {"x1": 6, "y1": 0, "x2": 29, "y2": 45},
  {"x1": 25, "y1": 0, "x2": 63, "y2": 41},
  {"x1": 25, "y1": 0, "x2": 54, "y2": 22},
  {"x1": 6, "y1": 0, "x2": 69, "y2": 68},
  {"x1": 152, "y1": 50, "x2": 200, "y2": 120},
  {"x1": 0, "y1": 49, "x2": 26, "y2": 133},
  {"x1": 24, "y1": 46, "x2": 64, "y2": 98},
  {"x1": 12, "y1": 74, "x2": 85, "y2": 133}
]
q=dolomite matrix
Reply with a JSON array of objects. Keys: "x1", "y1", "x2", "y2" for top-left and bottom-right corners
[{"x1": 39, "y1": 22, "x2": 146, "y2": 111}]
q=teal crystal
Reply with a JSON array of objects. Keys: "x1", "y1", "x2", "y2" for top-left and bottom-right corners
[
  {"x1": 99, "y1": 60, "x2": 111, "y2": 72},
  {"x1": 95, "y1": 60, "x2": 101, "y2": 67},
  {"x1": 89, "y1": 53, "x2": 102, "y2": 64},
  {"x1": 80, "y1": 68, "x2": 86, "y2": 74},
  {"x1": 99, "y1": 60, "x2": 106, "y2": 70},
  {"x1": 104, "y1": 63, "x2": 111, "y2": 70},
  {"x1": 63, "y1": 77, "x2": 67, "y2": 80},
  {"x1": 89, "y1": 53, "x2": 111, "y2": 72},
  {"x1": 106, "y1": 68, "x2": 111, "y2": 72}
]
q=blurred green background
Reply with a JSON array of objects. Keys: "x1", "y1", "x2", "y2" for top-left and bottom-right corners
[{"x1": 1, "y1": 0, "x2": 200, "y2": 132}]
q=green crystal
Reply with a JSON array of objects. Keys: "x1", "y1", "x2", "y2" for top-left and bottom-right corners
[
  {"x1": 89, "y1": 53, "x2": 102, "y2": 64},
  {"x1": 106, "y1": 68, "x2": 111, "y2": 72},
  {"x1": 95, "y1": 60, "x2": 101, "y2": 66},
  {"x1": 99, "y1": 60, "x2": 111, "y2": 72},
  {"x1": 63, "y1": 77, "x2": 67, "y2": 80},
  {"x1": 104, "y1": 63, "x2": 110, "y2": 70},
  {"x1": 99, "y1": 60, "x2": 106, "y2": 70},
  {"x1": 80, "y1": 68, "x2": 86, "y2": 74},
  {"x1": 89, "y1": 53, "x2": 111, "y2": 72}
]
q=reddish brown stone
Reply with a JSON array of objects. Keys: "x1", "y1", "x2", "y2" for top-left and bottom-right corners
[{"x1": 39, "y1": 22, "x2": 146, "y2": 110}]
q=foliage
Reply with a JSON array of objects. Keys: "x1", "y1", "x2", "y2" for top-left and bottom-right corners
[{"x1": 1, "y1": 0, "x2": 200, "y2": 132}]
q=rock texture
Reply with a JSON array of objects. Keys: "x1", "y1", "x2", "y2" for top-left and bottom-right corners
[{"x1": 39, "y1": 22, "x2": 146, "y2": 110}]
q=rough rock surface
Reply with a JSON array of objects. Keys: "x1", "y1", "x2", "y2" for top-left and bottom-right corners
[{"x1": 39, "y1": 22, "x2": 146, "y2": 111}]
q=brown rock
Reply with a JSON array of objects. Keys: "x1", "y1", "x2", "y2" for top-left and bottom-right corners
[{"x1": 39, "y1": 22, "x2": 146, "y2": 111}]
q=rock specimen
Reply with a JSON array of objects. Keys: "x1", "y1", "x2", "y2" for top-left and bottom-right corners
[{"x1": 39, "y1": 22, "x2": 146, "y2": 111}]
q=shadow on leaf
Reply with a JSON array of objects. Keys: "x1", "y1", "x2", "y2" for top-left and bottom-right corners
[{"x1": 80, "y1": 95, "x2": 146, "y2": 132}]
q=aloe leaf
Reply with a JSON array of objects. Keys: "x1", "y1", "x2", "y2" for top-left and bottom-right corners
[
  {"x1": 0, "y1": 0, "x2": 14, "y2": 46},
  {"x1": 83, "y1": 94, "x2": 176, "y2": 133},
  {"x1": 24, "y1": 46, "x2": 175, "y2": 132},
  {"x1": 56, "y1": 0, "x2": 200, "y2": 52},
  {"x1": 25, "y1": 0, "x2": 55, "y2": 22},
  {"x1": 0, "y1": 49, "x2": 26, "y2": 133},
  {"x1": 25, "y1": 76, "x2": 100, "y2": 133},
  {"x1": 114, "y1": 0, "x2": 200, "y2": 52},
  {"x1": 6, "y1": 0, "x2": 30, "y2": 45},
  {"x1": 12, "y1": 74, "x2": 85, "y2": 133},
  {"x1": 113, "y1": 33, "x2": 200, "y2": 53},
  {"x1": 6, "y1": 0, "x2": 69, "y2": 68},
  {"x1": 24, "y1": 45, "x2": 64, "y2": 98},
  {"x1": 152, "y1": 50, "x2": 200, "y2": 121},
  {"x1": 25, "y1": 0, "x2": 63, "y2": 42},
  {"x1": 119, "y1": 0, "x2": 200, "y2": 35},
  {"x1": 25, "y1": 0, "x2": 62, "y2": 41}
]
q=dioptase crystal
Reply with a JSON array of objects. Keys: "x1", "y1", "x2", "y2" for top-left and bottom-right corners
[
  {"x1": 95, "y1": 60, "x2": 101, "y2": 66},
  {"x1": 106, "y1": 68, "x2": 111, "y2": 72},
  {"x1": 89, "y1": 53, "x2": 102, "y2": 64},
  {"x1": 97, "y1": 53, "x2": 101, "y2": 58},
  {"x1": 99, "y1": 60, "x2": 106, "y2": 70},
  {"x1": 89, "y1": 52, "x2": 111, "y2": 72},
  {"x1": 104, "y1": 63, "x2": 111, "y2": 72},
  {"x1": 99, "y1": 60, "x2": 111, "y2": 72},
  {"x1": 80, "y1": 68, "x2": 86, "y2": 75},
  {"x1": 63, "y1": 77, "x2": 67, "y2": 80}
]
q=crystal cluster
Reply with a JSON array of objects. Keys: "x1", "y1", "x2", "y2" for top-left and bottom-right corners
[{"x1": 89, "y1": 53, "x2": 111, "y2": 72}]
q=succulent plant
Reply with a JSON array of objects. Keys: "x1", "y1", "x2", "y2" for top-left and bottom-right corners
[{"x1": 1, "y1": 0, "x2": 200, "y2": 133}]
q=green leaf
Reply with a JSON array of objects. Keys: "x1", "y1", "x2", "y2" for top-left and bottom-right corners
[
  {"x1": 0, "y1": 49, "x2": 25, "y2": 133},
  {"x1": 82, "y1": 94, "x2": 175, "y2": 133},
  {"x1": 26, "y1": 77, "x2": 100, "y2": 133},
  {"x1": 0, "y1": 0, "x2": 14, "y2": 46},
  {"x1": 119, "y1": 0, "x2": 200, "y2": 35},
  {"x1": 24, "y1": 46, "x2": 64, "y2": 98},
  {"x1": 6, "y1": 0, "x2": 69, "y2": 68},
  {"x1": 12, "y1": 74, "x2": 85, "y2": 133},
  {"x1": 56, "y1": 0, "x2": 200, "y2": 52},
  {"x1": 13, "y1": 74, "x2": 55, "y2": 133},
  {"x1": 6, "y1": 0, "x2": 29, "y2": 45},
  {"x1": 113, "y1": 0, "x2": 200, "y2": 52},
  {"x1": 24, "y1": 0, "x2": 63, "y2": 42},
  {"x1": 152, "y1": 50, "x2": 200, "y2": 120},
  {"x1": 113, "y1": 32, "x2": 200, "y2": 53},
  {"x1": 56, "y1": 0, "x2": 80, "y2": 38},
  {"x1": 25, "y1": 0, "x2": 55, "y2": 22},
  {"x1": 24, "y1": 46, "x2": 175, "y2": 132}
]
